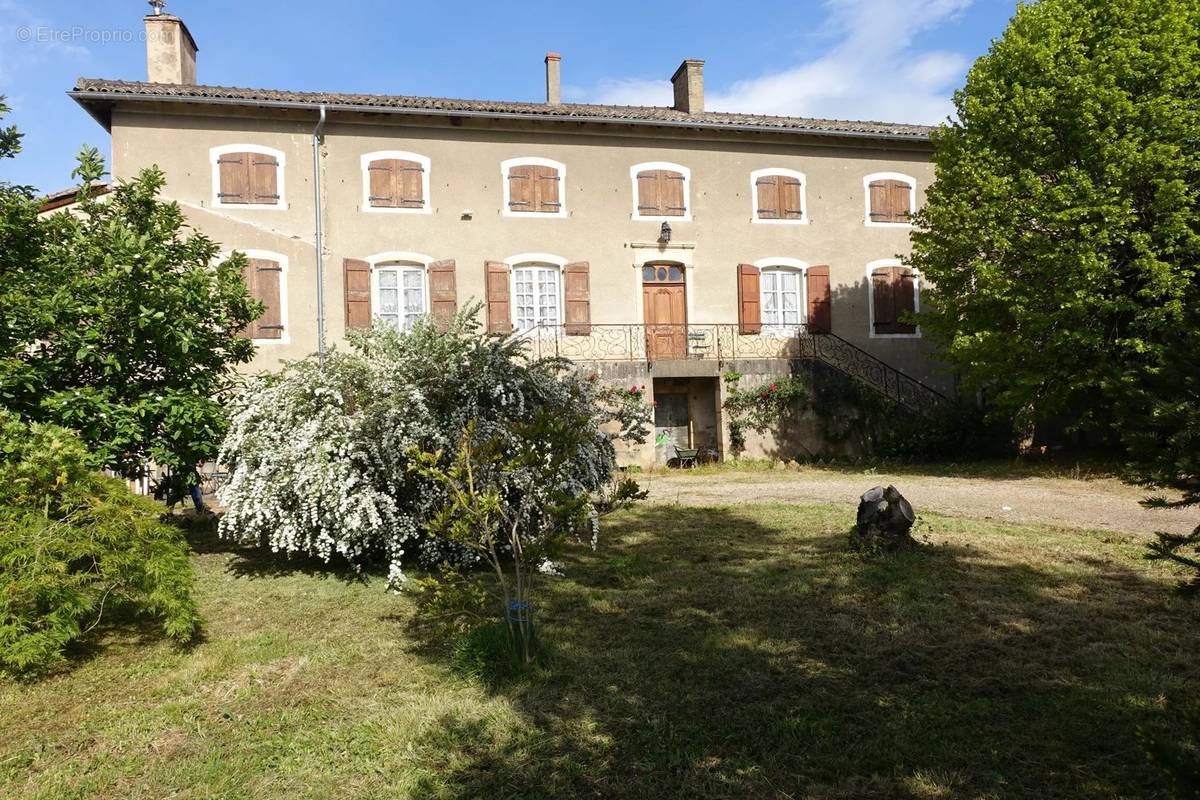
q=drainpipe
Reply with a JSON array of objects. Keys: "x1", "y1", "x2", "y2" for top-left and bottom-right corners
[{"x1": 312, "y1": 103, "x2": 328, "y2": 364}]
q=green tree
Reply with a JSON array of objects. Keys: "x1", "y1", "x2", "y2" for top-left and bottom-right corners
[
  {"x1": 910, "y1": 0, "x2": 1200, "y2": 438},
  {"x1": 0, "y1": 141, "x2": 260, "y2": 479}
]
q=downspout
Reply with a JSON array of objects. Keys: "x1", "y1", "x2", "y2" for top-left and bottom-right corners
[{"x1": 312, "y1": 103, "x2": 328, "y2": 364}]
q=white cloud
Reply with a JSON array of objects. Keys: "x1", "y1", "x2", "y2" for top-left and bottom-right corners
[{"x1": 567, "y1": 0, "x2": 973, "y2": 125}]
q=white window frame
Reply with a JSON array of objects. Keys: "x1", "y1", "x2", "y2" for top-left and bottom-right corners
[
  {"x1": 500, "y1": 157, "x2": 568, "y2": 219},
  {"x1": 630, "y1": 161, "x2": 692, "y2": 222},
  {"x1": 505, "y1": 252, "x2": 568, "y2": 333},
  {"x1": 227, "y1": 248, "x2": 290, "y2": 345},
  {"x1": 750, "y1": 168, "x2": 809, "y2": 225},
  {"x1": 210, "y1": 144, "x2": 287, "y2": 211},
  {"x1": 367, "y1": 251, "x2": 433, "y2": 331},
  {"x1": 360, "y1": 150, "x2": 432, "y2": 215},
  {"x1": 863, "y1": 171, "x2": 916, "y2": 228},
  {"x1": 753, "y1": 257, "x2": 809, "y2": 336},
  {"x1": 866, "y1": 258, "x2": 922, "y2": 339}
]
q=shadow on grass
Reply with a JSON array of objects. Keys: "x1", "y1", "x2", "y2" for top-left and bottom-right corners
[
  {"x1": 408, "y1": 504, "x2": 1195, "y2": 800},
  {"x1": 181, "y1": 513, "x2": 375, "y2": 584}
]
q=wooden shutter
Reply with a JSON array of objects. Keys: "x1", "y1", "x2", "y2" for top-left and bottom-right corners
[
  {"x1": 871, "y1": 267, "x2": 894, "y2": 332},
  {"x1": 508, "y1": 165, "x2": 533, "y2": 211},
  {"x1": 887, "y1": 180, "x2": 911, "y2": 222},
  {"x1": 895, "y1": 269, "x2": 917, "y2": 333},
  {"x1": 563, "y1": 261, "x2": 590, "y2": 336},
  {"x1": 217, "y1": 152, "x2": 251, "y2": 204},
  {"x1": 755, "y1": 174, "x2": 779, "y2": 219},
  {"x1": 780, "y1": 176, "x2": 803, "y2": 220},
  {"x1": 662, "y1": 171, "x2": 686, "y2": 216},
  {"x1": 869, "y1": 179, "x2": 910, "y2": 223},
  {"x1": 533, "y1": 165, "x2": 561, "y2": 213},
  {"x1": 250, "y1": 154, "x2": 279, "y2": 204},
  {"x1": 367, "y1": 159, "x2": 396, "y2": 207},
  {"x1": 396, "y1": 159, "x2": 424, "y2": 208},
  {"x1": 485, "y1": 261, "x2": 512, "y2": 334},
  {"x1": 428, "y1": 259, "x2": 457, "y2": 329},
  {"x1": 805, "y1": 265, "x2": 831, "y2": 333},
  {"x1": 344, "y1": 258, "x2": 372, "y2": 331},
  {"x1": 251, "y1": 258, "x2": 283, "y2": 339},
  {"x1": 737, "y1": 263, "x2": 761, "y2": 335},
  {"x1": 636, "y1": 170, "x2": 660, "y2": 214}
]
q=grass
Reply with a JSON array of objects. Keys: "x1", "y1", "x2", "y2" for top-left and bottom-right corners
[
  {"x1": 663, "y1": 455, "x2": 1126, "y2": 482},
  {"x1": 2, "y1": 504, "x2": 1198, "y2": 799}
]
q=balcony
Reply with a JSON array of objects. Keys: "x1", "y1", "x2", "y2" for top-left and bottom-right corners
[{"x1": 515, "y1": 323, "x2": 949, "y2": 414}]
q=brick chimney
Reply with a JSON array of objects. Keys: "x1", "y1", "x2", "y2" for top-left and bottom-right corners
[
  {"x1": 545, "y1": 52, "x2": 562, "y2": 105},
  {"x1": 671, "y1": 59, "x2": 704, "y2": 114},
  {"x1": 145, "y1": 9, "x2": 198, "y2": 84}
]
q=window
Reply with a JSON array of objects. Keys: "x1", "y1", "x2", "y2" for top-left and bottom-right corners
[
  {"x1": 631, "y1": 162, "x2": 690, "y2": 220},
  {"x1": 761, "y1": 270, "x2": 802, "y2": 330},
  {"x1": 514, "y1": 266, "x2": 561, "y2": 331},
  {"x1": 235, "y1": 249, "x2": 288, "y2": 343},
  {"x1": 373, "y1": 265, "x2": 426, "y2": 331},
  {"x1": 740, "y1": 259, "x2": 833, "y2": 336},
  {"x1": 864, "y1": 172, "x2": 915, "y2": 226},
  {"x1": 751, "y1": 168, "x2": 807, "y2": 223},
  {"x1": 868, "y1": 260, "x2": 920, "y2": 337},
  {"x1": 361, "y1": 151, "x2": 431, "y2": 213},
  {"x1": 501, "y1": 157, "x2": 566, "y2": 217},
  {"x1": 211, "y1": 145, "x2": 285, "y2": 209}
]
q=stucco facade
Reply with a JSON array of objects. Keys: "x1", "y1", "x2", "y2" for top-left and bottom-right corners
[{"x1": 74, "y1": 14, "x2": 950, "y2": 465}]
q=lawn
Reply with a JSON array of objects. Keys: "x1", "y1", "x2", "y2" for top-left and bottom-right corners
[{"x1": 2, "y1": 504, "x2": 1197, "y2": 799}]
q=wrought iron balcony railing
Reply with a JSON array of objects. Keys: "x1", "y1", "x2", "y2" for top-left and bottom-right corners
[{"x1": 515, "y1": 323, "x2": 948, "y2": 413}]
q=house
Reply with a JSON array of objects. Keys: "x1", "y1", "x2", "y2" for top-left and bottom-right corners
[
  {"x1": 37, "y1": 181, "x2": 111, "y2": 218},
  {"x1": 70, "y1": 7, "x2": 950, "y2": 466}
]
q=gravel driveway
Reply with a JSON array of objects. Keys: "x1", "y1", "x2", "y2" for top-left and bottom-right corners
[{"x1": 642, "y1": 467, "x2": 1196, "y2": 536}]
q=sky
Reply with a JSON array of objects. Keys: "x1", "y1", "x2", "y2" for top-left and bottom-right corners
[{"x1": 0, "y1": 0, "x2": 1018, "y2": 195}]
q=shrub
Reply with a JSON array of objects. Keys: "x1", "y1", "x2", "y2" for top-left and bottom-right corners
[
  {"x1": 0, "y1": 411, "x2": 199, "y2": 676},
  {"x1": 217, "y1": 308, "x2": 651, "y2": 584}
]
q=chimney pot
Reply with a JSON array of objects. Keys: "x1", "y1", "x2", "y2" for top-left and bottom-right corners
[
  {"x1": 545, "y1": 52, "x2": 562, "y2": 105},
  {"x1": 671, "y1": 59, "x2": 704, "y2": 114},
  {"x1": 144, "y1": 12, "x2": 198, "y2": 84}
]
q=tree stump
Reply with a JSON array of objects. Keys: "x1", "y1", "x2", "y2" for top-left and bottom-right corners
[{"x1": 852, "y1": 485, "x2": 916, "y2": 551}]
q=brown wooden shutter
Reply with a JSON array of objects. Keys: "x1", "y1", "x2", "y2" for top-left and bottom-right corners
[
  {"x1": 895, "y1": 269, "x2": 917, "y2": 333},
  {"x1": 868, "y1": 180, "x2": 889, "y2": 222},
  {"x1": 662, "y1": 171, "x2": 686, "y2": 216},
  {"x1": 217, "y1": 152, "x2": 251, "y2": 204},
  {"x1": 396, "y1": 159, "x2": 424, "y2": 208},
  {"x1": 780, "y1": 176, "x2": 803, "y2": 220},
  {"x1": 563, "y1": 261, "x2": 590, "y2": 335},
  {"x1": 737, "y1": 263, "x2": 761, "y2": 335},
  {"x1": 871, "y1": 267, "x2": 894, "y2": 332},
  {"x1": 367, "y1": 159, "x2": 396, "y2": 207},
  {"x1": 344, "y1": 258, "x2": 372, "y2": 331},
  {"x1": 755, "y1": 174, "x2": 779, "y2": 219},
  {"x1": 887, "y1": 180, "x2": 911, "y2": 222},
  {"x1": 533, "y1": 165, "x2": 561, "y2": 213},
  {"x1": 636, "y1": 170, "x2": 659, "y2": 214},
  {"x1": 252, "y1": 259, "x2": 283, "y2": 339},
  {"x1": 805, "y1": 265, "x2": 831, "y2": 333},
  {"x1": 427, "y1": 259, "x2": 457, "y2": 329},
  {"x1": 250, "y1": 154, "x2": 279, "y2": 204},
  {"x1": 508, "y1": 165, "x2": 533, "y2": 211},
  {"x1": 485, "y1": 261, "x2": 512, "y2": 334}
]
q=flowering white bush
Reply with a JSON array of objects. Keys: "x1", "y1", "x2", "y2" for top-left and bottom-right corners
[{"x1": 217, "y1": 308, "x2": 649, "y2": 584}]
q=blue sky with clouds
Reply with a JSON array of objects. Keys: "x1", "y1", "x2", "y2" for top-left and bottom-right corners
[{"x1": 1, "y1": 0, "x2": 1016, "y2": 194}]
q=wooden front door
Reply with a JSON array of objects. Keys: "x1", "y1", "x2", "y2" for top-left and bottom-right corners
[{"x1": 642, "y1": 263, "x2": 687, "y2": 360}]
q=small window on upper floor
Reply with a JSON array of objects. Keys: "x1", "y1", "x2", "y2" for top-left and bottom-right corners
[
  {"x1": 631, "y1": 162, "x2": 689, "y2": 220},
  {"x1": 362, "y1": 151, "x2": 431, "y2": 213},
  {"x1": 751, "y1": 169, "x2": 807, "y2": 223},
  {"x1": 864, "y1": 172, "x2": 915, "y2": 226},
  {"x1": 502, "y1": 157, "x2": 566, "y2": 217},
  {"x1": 211, "y1": 145, "x2": 285, "y2": 209}
]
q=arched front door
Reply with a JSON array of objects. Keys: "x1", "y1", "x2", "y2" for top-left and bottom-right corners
[{"x1": 642, "y1": 263, "x2": 686, "y2": 360}]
